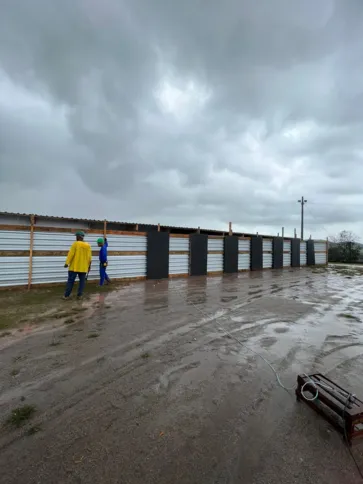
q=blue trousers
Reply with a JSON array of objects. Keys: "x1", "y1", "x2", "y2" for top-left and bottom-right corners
[
  {"x1": 65, "y1": 271, "x2": 86, "y2": 297},
  {"x1": 99, "y1": 263, "x2": 110, "y2": 286}
]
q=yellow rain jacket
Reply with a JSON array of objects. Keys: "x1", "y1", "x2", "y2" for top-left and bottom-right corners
[{"x1": 65, "y1": 241, "x2": 92, "y2": 273}]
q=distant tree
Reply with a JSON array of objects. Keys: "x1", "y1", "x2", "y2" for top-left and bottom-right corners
[{"x1": 328, "y1": 230, "x2": 360, "y2": 263}]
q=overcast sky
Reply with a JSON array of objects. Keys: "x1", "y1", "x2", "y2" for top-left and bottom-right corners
[{"x1": 0, "y1": 0, "x2": 362, "y2": 238}]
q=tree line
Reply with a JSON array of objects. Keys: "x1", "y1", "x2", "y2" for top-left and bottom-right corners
[{"x1": 328, "y1": 230, "x2": 361, "y2": 263}]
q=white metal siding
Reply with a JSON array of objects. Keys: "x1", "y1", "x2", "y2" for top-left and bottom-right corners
[
  {"x1": 283, "y1": 241, "x2": 291, "y2": 252},
  {"x1": 207, "y1": 253, "x2": 223, "y2": 273},
  {"x1": 263, "y1": 239, "x2": 273, "y2": 269},
  {"x1": 315, "y1": 252, "x2": 327, "y2": 265},
  {"x1": 102, "y1": 255, "x2": 147, "y2": 278},
  {"x1": 263, "y1": 253, "x2": 273, "y2": 269},
  {"x1": 238, "y1": 239, "x2": 251, "y2": 271},
  {"x1": 169, "y1": 237, "x2": 189, "y2": 275},
  {"x1": 105, "y1": 235, "x2": 147, "y2": 252},
  {"x1": 208, "y1": 238, "x2": 224, "y2": 252},
  {"x1": 283, "y1": 253, "x2": 291, "y2": 267},
  {"x1": 169, "y1": 254, "x2": 189, "y2": 275},
  {"x1": 0, "y1": 231, "x2": 30, "y2": 251},
  {"x1": 300, "y1": 242, "x2": 307, "y2": 266},
  {"x1": 283, "y1": 240, "x2": 291, "y2": 267},
  {"x1": 238, "y1": 253, "x2": 250, "y2": 270},
  {"x1": 314, "y1": 242, "x2": 327, "y2": 265},
  {"x1": 263, "y1": 239, "x2": 273, "y2": 252},
  {"x1": 33, "y1": 232, "x2": 147, "y2": 252},
  {"x1": 169, "y1": 237, "x2": 189, "y2": 252},
  {"x1": 32, "y1": 256, "x2": 70, "y2": 284},
  {"x1": 238, "y1": 239, "x2": 250, "y2": 252},
  {"x1": 0, "y1": 257, "x2": 29, "y2": 287},
  {"x1": 31, "y1": 254, "x2": 147, "y2": 284},
  {"x1": 314, "y1": 242, "x2": 327, "y2": 252},
  {"x1": 34, "y1": 232, "x2": 79, "y2": 251}
]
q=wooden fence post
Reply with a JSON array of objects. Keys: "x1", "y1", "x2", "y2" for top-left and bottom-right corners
[{"x1": 28, "y1": 214, "x2": 35, "y2": 290}]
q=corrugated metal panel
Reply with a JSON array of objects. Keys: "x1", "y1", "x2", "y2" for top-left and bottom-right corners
[
  {"x1": 315, "y1": 253, "x2": 327, "y2": 265},
  {"x1": 283, "y1": 240, "x2": 291, "y2": 252},
  {"x1": 283, "y1": 253, "x2": 291, "y2": 267},
  {"x1": 32, "y1": 256, "x2": 70, "y2": 284},
  {"x1": 0, "y1": 231, "x2": 30, "y2": 251},
  {"x1": 208, "y1": 238, "x2": 224, "y2": 252},
  {"x1": 0, "y1": 257, "x2": 29, "y2": 287},
  {"x1": 238, "y1": 253, "x2": 250, "y2": 270},
  {"x1": 169, "y1": 254, "x2": 189, "y2": 275},
  {"x1": 263, "y1": 253, "x2": 273, "y2": 268},
  {"x1": 263, "y1": 239, "x2": 272, "y2": 252},
  {"x1": 238, "y1": 239, "x2": 250, "y2": 251},
  {"x1": 300, "y1": 242, "x2": 307, "y2": 266},
  {"x1": 33, "y1": 232, "x2": 147, "y2": 252},
  {"x1": 100, "y1": 255, "x2": 147, "y2": 278},
  {"x1": 31, "y1": 255, "x2": 147, "y2": 284},
  {"x1": 169, "y1": 237, "x2": 189, "y2": 252},
  {"x1": 314, "y1": 242, "x2": 327, "y2": 252},
  {"x1": 106, "y1": 235, "x2": 147, "y2": 252},
  {"x1": 34, "y1": 232, "x2": 78, "y2": 251},
  {"x1": 300, "y1": 253, "x2": 307, "y2": 266},
  {"x1": 207, "y1": 253, "x2": 223, "y2": 272}
]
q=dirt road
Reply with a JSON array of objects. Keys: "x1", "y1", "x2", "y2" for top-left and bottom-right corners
[{"x1": 1, "y1": 266, "x2": 363, "y2": 483}]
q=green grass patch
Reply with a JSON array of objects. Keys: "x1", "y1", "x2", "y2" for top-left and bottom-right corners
[
  {"x1": 6, "y1": 405, "x2": 36, "y2": 428},
  {"x1": 0, "y1": 283, "x2": 120, "y2": 331},
  {"x1": 141, "y1": 352, "x2": 150, "y2": 359}
]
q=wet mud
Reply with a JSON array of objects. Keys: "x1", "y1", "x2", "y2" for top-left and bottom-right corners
[{"x1": 1, "y1": 266, "x2": 363, "y2": 483}]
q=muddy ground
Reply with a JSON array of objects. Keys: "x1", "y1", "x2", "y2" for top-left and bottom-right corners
[{"x1": 1, "y1": 266, "x2": 363, "y2": 483}]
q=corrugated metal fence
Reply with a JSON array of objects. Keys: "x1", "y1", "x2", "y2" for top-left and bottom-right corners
[{"x1": 0, "y1": 215, "x2": 328, "y2": 288}]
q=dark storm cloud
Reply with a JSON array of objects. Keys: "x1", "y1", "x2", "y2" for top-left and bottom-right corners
[{"x1": 1, "y1": 0, "x2": 363, "y2": 238}]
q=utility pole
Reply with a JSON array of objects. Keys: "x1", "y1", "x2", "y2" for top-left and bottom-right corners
[{"x1": 298, "y1": 196, "x2": 307, "y2": 240}]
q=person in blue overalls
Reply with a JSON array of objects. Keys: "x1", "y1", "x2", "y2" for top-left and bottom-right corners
[{"x1": 97, "y1": 237, "x2": 111, "y2": 286}]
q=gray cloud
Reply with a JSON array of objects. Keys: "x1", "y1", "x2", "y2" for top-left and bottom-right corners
[{"x1": 1, "y1": 0, "x2": 363, "y2": 239}]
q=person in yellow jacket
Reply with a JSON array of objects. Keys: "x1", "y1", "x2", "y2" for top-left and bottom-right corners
[{"x1": 63, "y1": 231, "x2": 92, "y2": 299}]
